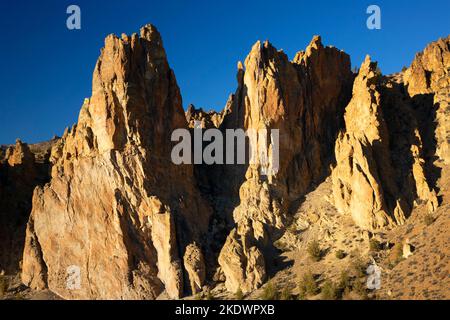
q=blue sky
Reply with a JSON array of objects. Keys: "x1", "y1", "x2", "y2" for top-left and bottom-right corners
[{"x1": 0, "y1": 0, "x2": 449, "y2": 144}]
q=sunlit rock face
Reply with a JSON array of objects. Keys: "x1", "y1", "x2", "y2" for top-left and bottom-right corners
[
  {"x1": 332, "y1": 36, "x2": 449, "y2": 231},
  {"x1": 332, "y1": 56, "x2": 403, "y2": 231},
  {"x1": 21, "y1": 25, "x2": 211, "y2": 300},
  {"x1": 17, "y1": 23, "x2": 448, "y2": 298},
  {"x1": 404, "y1": 36, "x2": 450, "y2": 164},
  {"x1": 217, "y1": 36, "x2": 354, "y2": 293}
]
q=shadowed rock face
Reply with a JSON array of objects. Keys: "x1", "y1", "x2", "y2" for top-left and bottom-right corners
[
  {"x1": 10, "y1": 24, "x2": 448, "y2": 298},
  {"x1": 21, "y1": 25, "x2": 211, "y2": 299},
  {"x1": 0, "y1": 139, "x2": 54, "y2": 274}
]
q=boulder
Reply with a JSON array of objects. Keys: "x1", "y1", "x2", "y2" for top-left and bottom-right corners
[{"x1": 183, "y1": 243, "x2": 206, "y2": 294}]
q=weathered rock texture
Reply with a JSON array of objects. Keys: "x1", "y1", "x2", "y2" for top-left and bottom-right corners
[
  {"x1": 332, "y1": 57, "x2": 404, "y2": 230},
  {"x1": 21, "y1": 25, "x2": 211, "y2": 300},
  {"x1": 183, "y1": 242, "x2": 206, "y2": 294},
  {"x1": 332, "y1": 35, "x2": 450, "y2": 231},
  {"x1": 11, "y1": 24, "x2": 448, "y2": 299},
  {"x1": 217, "y1": 36, "x2": 353, "y2": 293},
  {"x1": 186, "y1": 104, "x2": 223, "y2": 129},
  {"x1": 404, "y1": 36, "x2": 450, "y2": 164}
]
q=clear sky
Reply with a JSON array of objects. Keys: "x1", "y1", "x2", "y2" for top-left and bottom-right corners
[{"x1": 0, "y1": 0, "x2": 449, "y2": 144}]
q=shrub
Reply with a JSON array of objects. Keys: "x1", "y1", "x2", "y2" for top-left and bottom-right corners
[
  {"x1": 307, "y1": 240, "x2": 323, "y2": 262},
  {"x1": 260, "y1": 281, "x2": 278, "y2": 300},
  {"x1": 205, "y1": 290, "x2": 215, "y2": 300},
  {"x1": 297, "y1": 293, "x2": 305, "y2": 300},
  {"x1": 335, "y1": 249, "x2": 346, "y2": 259},
  {"x1": 11, "y1": 293, "x2": 25, "y2": 300},
  {"x1": 280, "y1": 287, "x2": 294, "y2": 300},
  {"x1": 369, "y1": 239, "x2": 382, "y2": 252},
  {"x1": 351, "y1": 257, "x2": 367, "y2": 278},
  {"x1": 352, "y1": 279, "x2": 368, "y2": 299},
  {"x1": 390, "y1": 242, "x2": 404, "y2": 265},
  {"x1": 194, "y1": 293, "x2": 202, "y2": 300},
  {"x1": 235, "y1": 288, "x2": 244, "y2": 300},
  {"x1": 342, "y1": 286, "x2": 352, "y2": 300},
  {"x1": 423, "y1": 213, "x2": 435, "y2": 226},
  {"x1": 338, "y1": 270, "x2": 351, "y2": 291},
  {"x1": 0, "y1": 276, "x2": 7, "y2": 297},
  {"x1": 321, "y1": 280, "x2": 339, "y2": 300},
  {"x1": 298, "y1": 271, "x2": 318, "y2": 298}
]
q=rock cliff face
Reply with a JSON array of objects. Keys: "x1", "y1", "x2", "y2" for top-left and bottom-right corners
[
  {"x1": 404, "y1": 36, "x2": 450, "y2": 165},
  {"x1": 332, "y1": 36, "x2": 449, "y2": 231},
  {"x1": 217, "y1": 37, "x2": 353, "y2": 293},
  {"x1": 0, "y1": 140, "x2": 53, "y2": 274},
  {"x1": 8, "y1": 24, "x2": 448, "y2": 299},
  {"x1": 186, "y1": 104, "x2": 223, "y2": 129},
  {"x1": 21, "y1": 25, "x2": 211, "y2": 299}
]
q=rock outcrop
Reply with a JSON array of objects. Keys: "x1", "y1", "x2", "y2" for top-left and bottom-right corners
[
  {"x1": 404, "y1": 36, "x2": 450, "y2": 164},
  {"x1": 21, "y1": 25, "x2": 211, "y2": 300},
  {"x1": 185, "y1": 104, "x2": 223, "y2": 129},
  {"x1": 332, "y1": 37, "x2": 448, "y2": 230},
  {"x1": 217, "y1": 36, "x2": 353, "y2": 293},
  {"x1": 183, "y1": 243, "x2": 206, "y2": 294},
  {"x1": 332, "y1": 57, "x2": 404, "y2": 230},
  {"x1": 0, "y1": 139, "x2": 53, "y2": 274},
  {"x1": 404, "y1": 37, "x2": 450, "y2": 96},
  {"x1": 12, "y1": 23, "x2": 448, "y2": 299}
]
